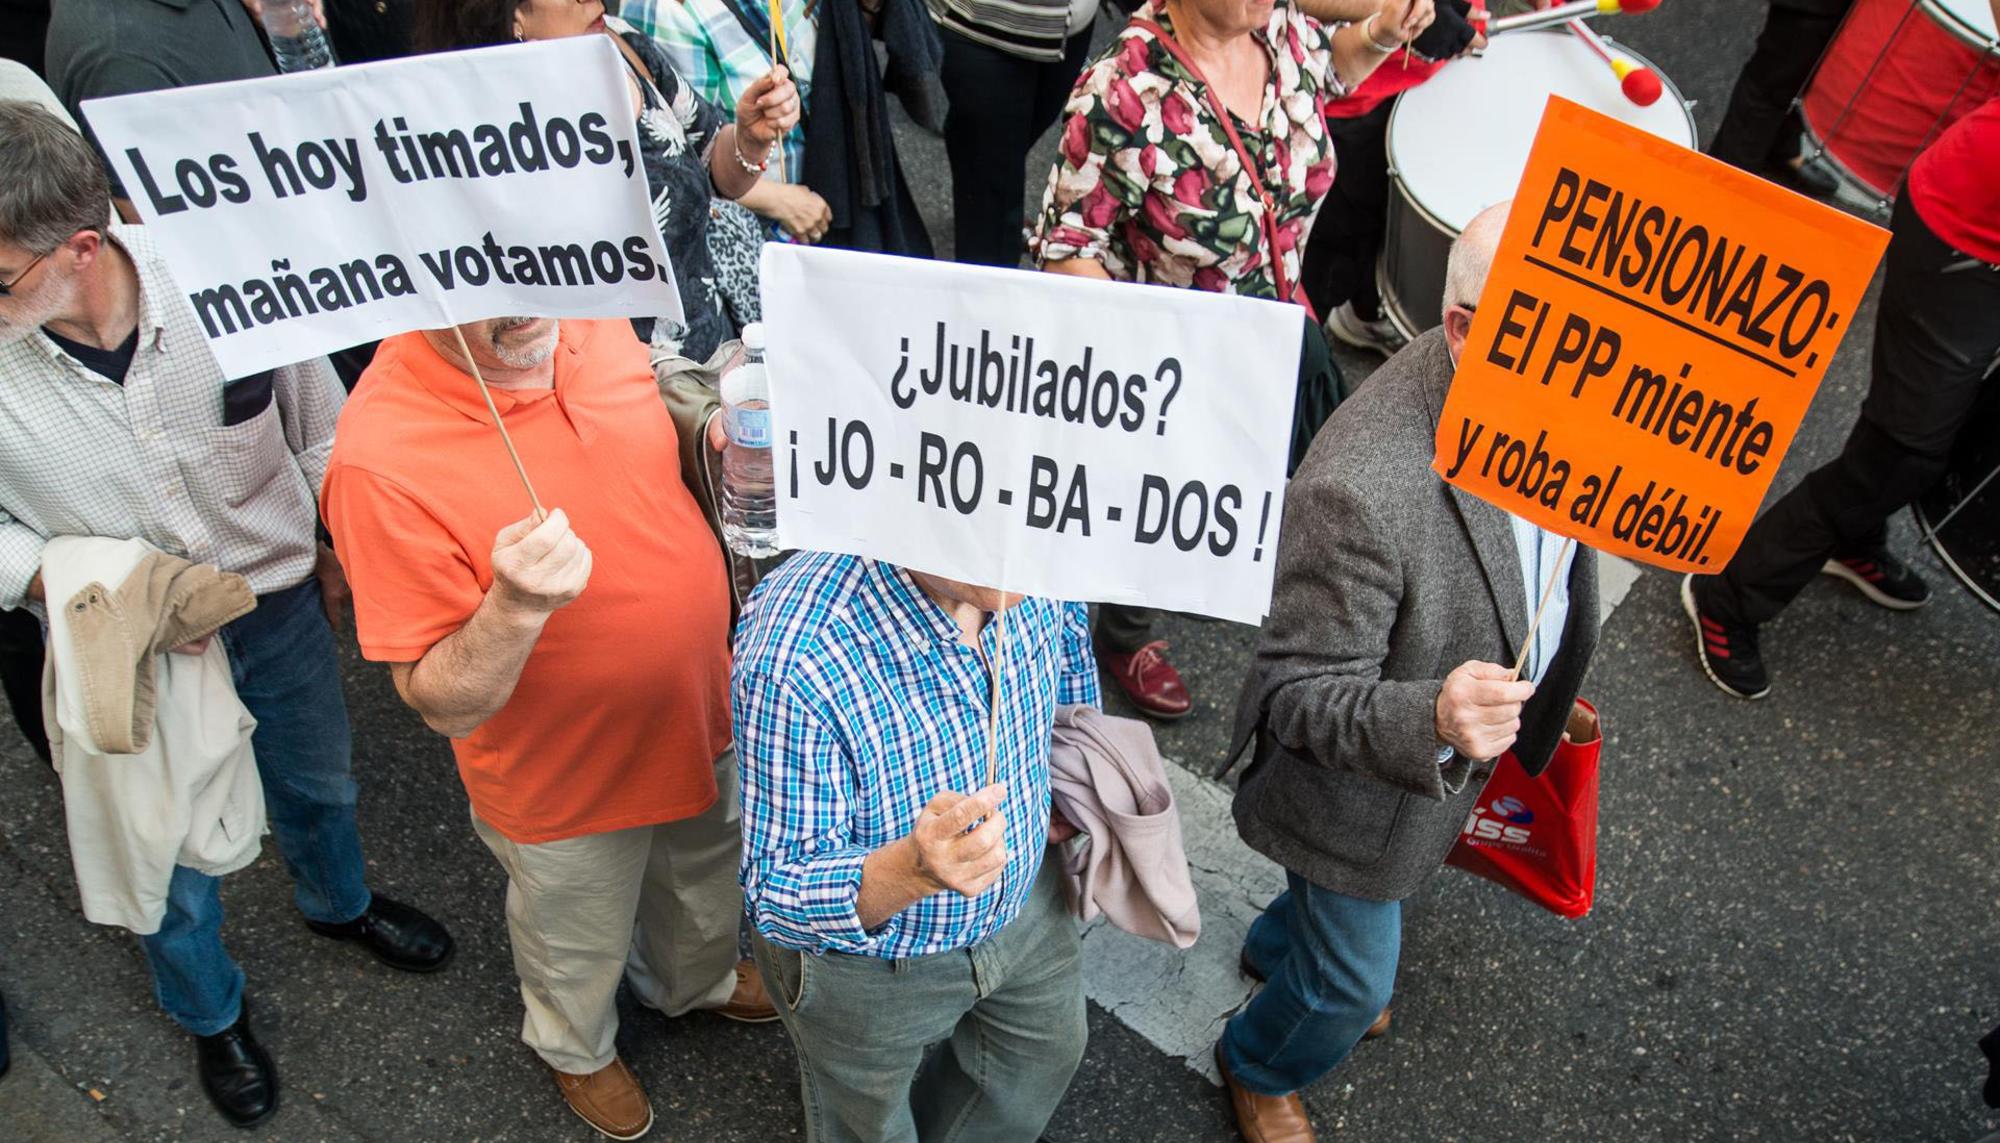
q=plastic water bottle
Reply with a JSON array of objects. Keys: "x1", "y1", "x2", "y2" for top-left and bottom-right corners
[
  {"x1": 261, "y1": 0, "x2": 337, "y2": 72},
  {"x1": 721, "y1": 323, "x2": 779, "y2": 558}
]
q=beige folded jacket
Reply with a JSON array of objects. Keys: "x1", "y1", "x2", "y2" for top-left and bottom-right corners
[
  {"x1": 38, "y1": 537, "x2": 262, "y2": 934},
  {"x1": 1048, "y1": 704, "x2": 1201, "y2": 949}
]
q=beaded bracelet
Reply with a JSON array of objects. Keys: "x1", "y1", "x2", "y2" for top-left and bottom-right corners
[{"x1": 732, "y1": 130, "x2": 770, "y2": 175}]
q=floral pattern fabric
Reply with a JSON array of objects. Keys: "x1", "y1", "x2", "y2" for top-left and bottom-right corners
[
  {"x1": 613, "y1": 20, "x2": 736, "y2": 362},
  {"x1": 1031, "y1": 0, "x2": 1344, "y2": 301}
]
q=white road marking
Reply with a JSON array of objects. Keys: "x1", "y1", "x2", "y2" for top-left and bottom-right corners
[
  {"x1": 1080, "y1": 761, "x2": 1283, "y2": 1084},
  {"x1": 1598, "y1": 555, "x2": 1642, "y2": 624},
  {"x1": 1082, "y1": 558, "x2": 1645, "y2": 1082}
]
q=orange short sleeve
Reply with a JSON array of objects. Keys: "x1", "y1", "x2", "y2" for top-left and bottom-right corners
[{"x1": 322, "y1": 465, "x2": 484, "y2": 663}]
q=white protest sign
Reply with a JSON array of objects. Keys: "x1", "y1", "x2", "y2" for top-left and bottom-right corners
[
  {"x1": 82, "y1": 36, "x2": 679, "y2": 379},
  {"x1": 761, "y1": 245, "x2": 1303, "y2": 625}
]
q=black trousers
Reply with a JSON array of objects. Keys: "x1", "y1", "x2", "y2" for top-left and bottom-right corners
[
  {"x1": 1706, "y1": 193, "x2": 2000, "y2": 626},
  {"x1": 941, "y1": 27, "x2": 1094, "y2": 268},
  {"x1": 1096, "y1": 601, "x2": 1157, "y2": 655},
  {"x1": 1300, "y1": 102, "x2": 1394, "y2": 321},
  {"x1": 1707, "y1": 0, "x2": 1852, "y2": 171},
  {"x1": 0, "y1": 607, "x2": 48, "y2": 762}
]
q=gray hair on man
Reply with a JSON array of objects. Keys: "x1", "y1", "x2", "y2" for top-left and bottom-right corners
[
  {"x1": 1443, "y1": 200, "x2": 1511, "y2": 363},
  {"x1": 0, "y1": 100, "x2": 110, "y2": 254}
]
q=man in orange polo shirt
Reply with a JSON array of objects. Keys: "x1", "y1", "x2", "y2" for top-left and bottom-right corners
[{"x1": 321, "y1": 314, "x2": 775, "y2": 1141}]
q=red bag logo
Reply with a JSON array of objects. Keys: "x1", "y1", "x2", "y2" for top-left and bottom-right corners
[{"x1": 1462, "y1": 796, "x2": 1535, "y2": 847}]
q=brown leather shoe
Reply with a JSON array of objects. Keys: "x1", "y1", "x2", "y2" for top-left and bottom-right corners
[
  {"x1": 552, "y1": 1057, "x2": 653, "y2": 1140},
  {"x1": 710, "y1": 959, "x2": 779, "y2": 1023},
  {"x1": 1365, "y1": 1006, "x2": 1392, "y2": 1039},
  {"x1": 1101, "y1": 640, "x2": 1192, "y2": 720},
  {"x1": 1215, "y1": 1042, "x2": 1315, "y2": 1143}
]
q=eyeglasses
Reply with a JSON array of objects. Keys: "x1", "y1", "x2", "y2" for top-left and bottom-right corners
[{"x1": 0, "y1": 249, "x2": 50, "y2": 297}]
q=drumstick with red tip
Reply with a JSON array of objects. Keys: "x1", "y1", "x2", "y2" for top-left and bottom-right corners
[
  {"x1": 1487, "y1": 0, "x2": 1662, "y2": 36},
  {"x1": 1567, "y1": 17, "x2": 1664, "y2": 106}
]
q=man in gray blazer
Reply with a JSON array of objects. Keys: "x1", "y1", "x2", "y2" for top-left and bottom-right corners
[{"x1": 1214, "y1": 203, "x2": 1602, "y2": 1143}]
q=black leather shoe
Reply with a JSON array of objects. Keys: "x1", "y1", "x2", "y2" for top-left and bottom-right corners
[
  {"x1": 196, "y1": 1006, "x2": 278, "y2": 1128},
  {"x1": 1764, "y1": 156, "x2": 1840, "y2": 199},
  {"x1": 305, "y1": 896, "x2": 455, "y2": 974}
]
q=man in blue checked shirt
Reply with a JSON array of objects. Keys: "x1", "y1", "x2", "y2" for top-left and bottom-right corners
[{"x1": 733, "y1": 551, "x2": 1101, "y2": 1143}]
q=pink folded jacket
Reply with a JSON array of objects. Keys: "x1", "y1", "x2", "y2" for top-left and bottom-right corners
[{"x1": 1048, "y1": 704, "x2": 1201, "y2": 949}]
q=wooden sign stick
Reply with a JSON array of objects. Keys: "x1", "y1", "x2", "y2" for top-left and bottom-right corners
[
  {"x1": 451, "y1": 325, "x2": 547, "y2": 520},
  {"x1": 982, "y1": 596, "x2": 1012, "y2": 787},
  {"x1": 768, "y1": 1, "x2": 789, "y2": 184},
  {"x1": 1510, "y1": 534, "x2": 1576, "y2": 682}
]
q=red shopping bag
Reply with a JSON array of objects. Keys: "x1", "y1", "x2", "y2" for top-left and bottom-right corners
[{"x1": 1445, "y1": 699, "x2": 1602, "y2": 919}]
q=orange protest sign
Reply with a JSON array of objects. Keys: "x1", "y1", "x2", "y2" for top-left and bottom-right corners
[{"x1": 1433, "y1": 97, "x2": 1890, "y2": 573}]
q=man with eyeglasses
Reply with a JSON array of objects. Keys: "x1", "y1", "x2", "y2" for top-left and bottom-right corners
[{"x1": 0, "y1": 99, "x2": 453, "y2": 1130}]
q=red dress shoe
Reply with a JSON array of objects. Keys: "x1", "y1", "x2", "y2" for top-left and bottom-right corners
[{"x1": 1100, "y1": 640, "x2": 1192, "y2": 720}]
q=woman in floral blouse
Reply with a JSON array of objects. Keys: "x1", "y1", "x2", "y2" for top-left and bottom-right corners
[{"x1": 1030, "y1": 0, "x2": 1432, "y2": 718}]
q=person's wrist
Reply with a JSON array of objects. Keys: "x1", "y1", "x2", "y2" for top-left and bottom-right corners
[
  {"x1": 889, "y1": 834, "x2": 939, "y2": 897},
  {"x1": 732, "y1": 125, "x2": 772, "y2": 173},
  {"x1": 1360, "y1": 12, "x2": 1399, "y2": 52},
  {"x1": 738, "y1": 121, "x2": 776, "y2": 155},
  {"x1": 485, "y1": 584, "x2": 552, "y2": 629}
]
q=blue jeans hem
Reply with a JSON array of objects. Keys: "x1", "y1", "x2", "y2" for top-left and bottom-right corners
[
  {"x1": 299, "y1": 886, "x2": 371, "y2": 927},
  {"x1": 173, "y1": 1001, "x2": 243, "y2": 1039},
  {"x1": 1220, "y1": 1019, "x2": 1300, "y2": 1098}
]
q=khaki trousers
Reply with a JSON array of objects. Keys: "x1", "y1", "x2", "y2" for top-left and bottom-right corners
[{"x1": 472, "y1": 749, "x2": 743, "y2": 1075}]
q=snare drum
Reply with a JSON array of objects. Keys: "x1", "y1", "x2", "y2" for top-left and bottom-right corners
[
  {"x1": 1801, "y1": 0, "x2": 2000, "y2": 204},
  {"x1": 1380, "y1": 31, "x2": 1696, "y2": 341}
]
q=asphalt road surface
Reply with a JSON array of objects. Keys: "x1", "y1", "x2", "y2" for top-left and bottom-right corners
[{"x1": 4, "y1": 2, "x2": 1998, "y2": 1140}]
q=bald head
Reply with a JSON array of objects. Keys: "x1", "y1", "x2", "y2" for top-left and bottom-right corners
[{"x1": 1443, "y1": 201, "x2": 1511, "y2": 364}]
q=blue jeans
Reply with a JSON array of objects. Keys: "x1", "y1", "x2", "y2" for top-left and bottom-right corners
[
  {"x1": 1220, "y1": 872, "x2": 1401, "y2": 1097},
  {"x1": 140, "y1": 578, "x2": 371, "y2": 1036}
]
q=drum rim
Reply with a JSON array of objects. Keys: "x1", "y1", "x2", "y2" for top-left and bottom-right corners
[
  {"x1": 1914, "y1": 497, "x2": 2000, "y2": 614},
  {"x1": 1916, "y1": 0, "x2": 1999, "y2": 50},
  {"x1": 1378, "y1": 176, "x2": 1446, "y2": 343},
  {"x1": 1797, "y1": 120, "x2": 1898, "y2": 206},
  {"x1": 1382, "y1": 30, "x2": 1698, "y2": 235}
]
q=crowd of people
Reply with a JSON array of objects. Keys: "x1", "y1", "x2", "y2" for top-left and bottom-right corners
[{"x1": 0, "y1": 0, "x2": 1995, "y2": 1140}]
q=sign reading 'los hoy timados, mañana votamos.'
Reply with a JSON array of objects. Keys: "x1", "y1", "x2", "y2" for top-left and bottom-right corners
[
  {"x1": 761, "y1": 245, "x2": 1304, "y2": 625},
  {"x1": 82, "y1": 35, "x2": 680, "y2": 379}
]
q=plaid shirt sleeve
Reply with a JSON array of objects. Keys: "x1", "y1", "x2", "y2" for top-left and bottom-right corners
[
  {"x1": 625, "y1": 0, "x2": 734, "y2": 109},
  {"x1": 737, "y1": 668, "x2": 899, "y2": 954},
  {"x1": 274, "y1": 356, "x2": 346, "y2": 497},
  {"x1": 1056, "y1": 601, "x2": 1102, "y2": 707}
]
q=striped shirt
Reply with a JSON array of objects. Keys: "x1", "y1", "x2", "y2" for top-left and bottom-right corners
[
  {"x1": 0, "y1": 225, "x2": 343, "y2": 610},
  {"x1": 925, "y1": 0, "x2": 1080, "y2": 62},
  {"x1": 733, "y1": 553, "x2": 1100, "y2": 959},
  {"x1": 620, "y1": 0, "x2": 816, "y2": 181}
]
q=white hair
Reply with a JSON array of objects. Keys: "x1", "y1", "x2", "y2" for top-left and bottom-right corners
[{"x1": 1444, "y1": 201, "x2": 1512, "y2": 311}]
